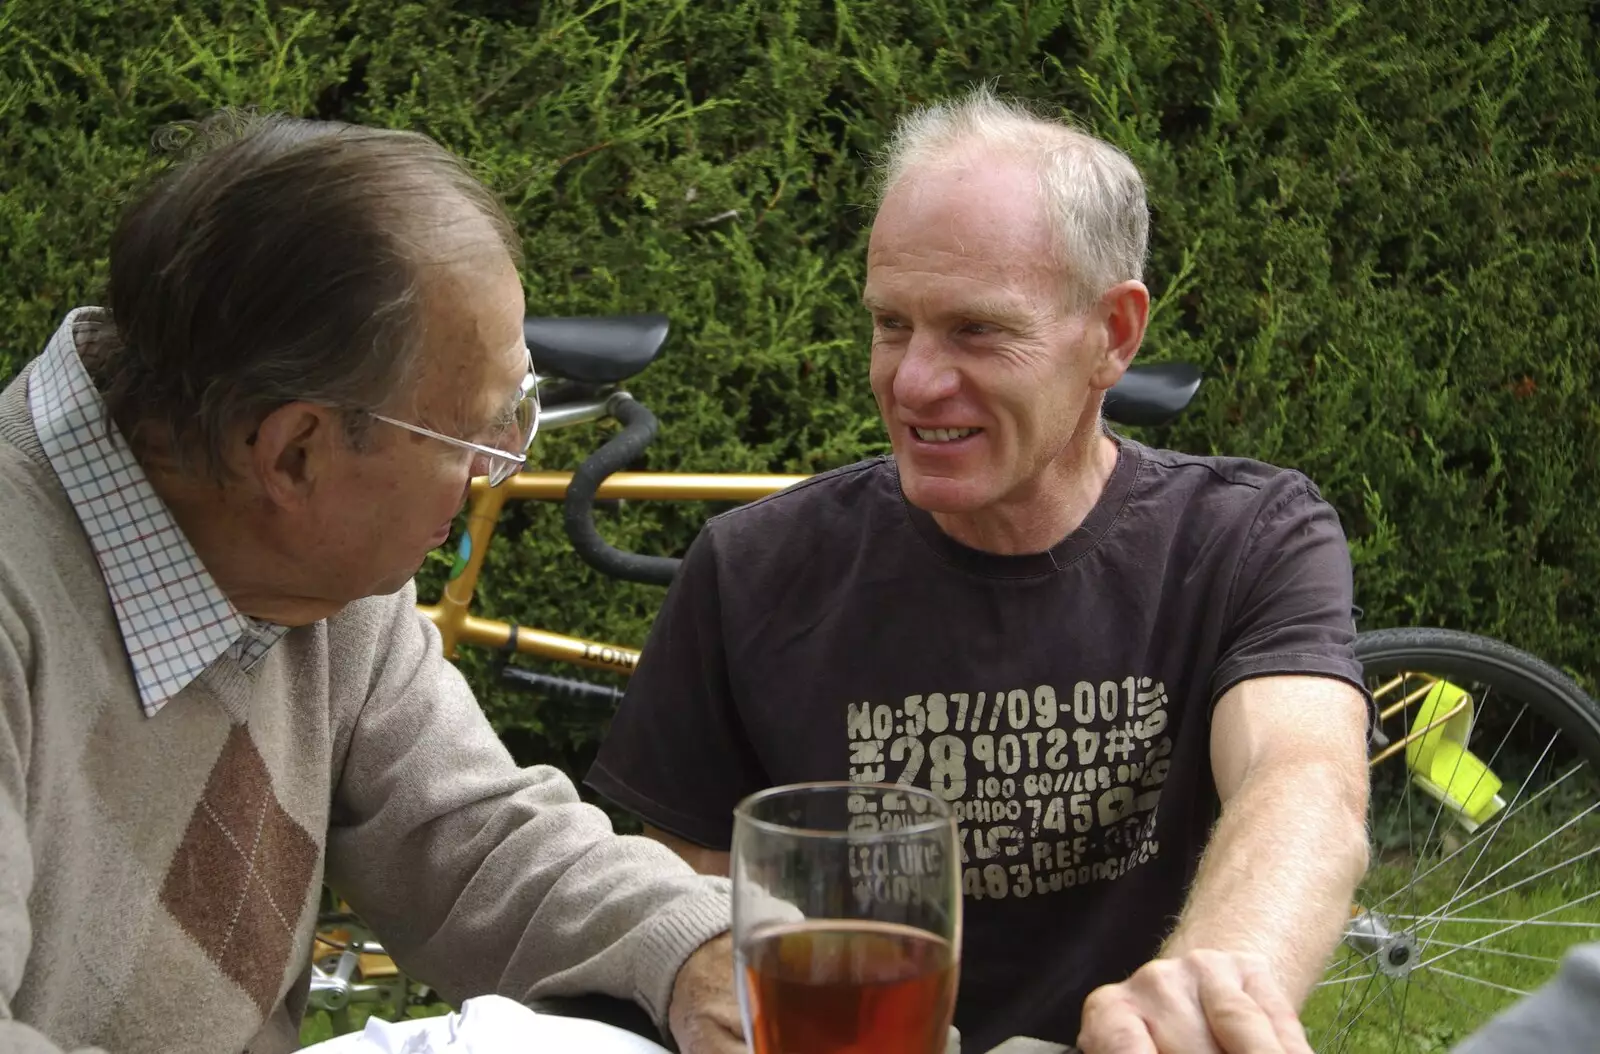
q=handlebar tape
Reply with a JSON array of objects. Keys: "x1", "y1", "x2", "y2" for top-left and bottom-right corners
[{"x1": 562, "y1": 395, "x2": 683, "y2": 587}]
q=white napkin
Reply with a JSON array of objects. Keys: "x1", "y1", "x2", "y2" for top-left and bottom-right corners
[{"x1": 302, "y1": 995, "x2": 671, "y2": 1054}]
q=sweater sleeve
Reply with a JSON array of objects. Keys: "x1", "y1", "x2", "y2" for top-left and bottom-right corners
[
  {"x1": 0, "y1": 574, "x2": 110, "y2": 1054},
  {"x1": 1450, "y1": 942, "x2": 1600, "y2": 1054},
  {"x1": 322, "y1": 583, "x2": 732, "y2": 1029}
]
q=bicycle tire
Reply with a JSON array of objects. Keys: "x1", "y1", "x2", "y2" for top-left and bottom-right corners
[{"x1": 1354, "y1": 627, "x2": 1600, "y2": 755}]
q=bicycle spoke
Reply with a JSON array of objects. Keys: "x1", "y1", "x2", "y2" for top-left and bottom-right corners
[
  {"x1": 1325, "y1": 943, "x2": 1386, "y2": 982},
  {"x1": 1384, "y1": 914, "x2": 1600, "y2": 930},
  {"x1": 1420, "y1": 727, "x2": 1562, "y2": 956},
  {"x1": 1324, "y1": 946, "x2": 1378, "y2": 1035},
  {"x1": 1424, "y1": 800, "x2": 1600, "y2": 923},
  {"x1": 1410, "y1": 970, "x2": 1491, "y2": 1020},
  {"x1": 1322, "y1": 971, "x2": 1394, "y2": 1053},
  {"x1": 1380, "y1": 980, "x2": 1404, "y2": 1025},
  {"x1": 1434, "y1": 720, "x2": 1557, "y2": 906},
  {"x1": 1419, "y1": 939, "x2": 1560, "y2": 966},
  {"x1": 1317, "y1": 950, "x2": 1382, "y2": 1050},
  {"x1": 1418, "y1": 885, "x2": 1600, "y2": 972},
  {"x1": 1404, "y1": 683, "x2": 1482, "y2": 916},
  {"x1": 1334, "y1": 792, "x2": 1589, "y2": 989},
  {"x1": 1446, "y1": 844, "x2": 1600, "y2": 919},
  {"x1": 1415, "y1": 708, "x2": 1521, "y2": 953},
  {"x1": 1369, "y1": 691, "x2": 1529, "y2": 916},
  {"x1": 1368, "y1": 759, "x2": 1589, "y2": 913},
  {"x1": 1404, "y1": 714, "x2": 1422, "y2": 965},
  {"x1": 1384, "y1": 673, "x2": 1428, "y2": 958},
  {"x1": 1428, "y1": 965, "x2": 1530, "y2": 998},
  {"x1": 1318, "y1": 971, "x2": 1382, "y2": 988},
  {"x1": 1388, "y1": 977, "x2": 1412, "y2": 1054}
]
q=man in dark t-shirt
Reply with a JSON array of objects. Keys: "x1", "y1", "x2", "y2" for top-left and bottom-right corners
[{"x1": 588, "y1": 89, "x2": 1370, "y2": 1054}]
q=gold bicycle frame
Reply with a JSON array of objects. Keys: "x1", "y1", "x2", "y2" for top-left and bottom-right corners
[{"x1": 416, "y1": 470, "x2": 807, "y2": 673}]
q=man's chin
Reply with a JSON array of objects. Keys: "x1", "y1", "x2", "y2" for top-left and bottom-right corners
[
  {"x1": 368, "y1": 565, "x2": 424, "y2": 598},
  {"x1": 898, "y1": 472, "x2": 990, "y2": 516}
]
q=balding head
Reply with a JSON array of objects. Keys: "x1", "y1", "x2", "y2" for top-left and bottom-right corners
[{"x1": 877, "y1": 85, "x2": 1149, "y2": 312}]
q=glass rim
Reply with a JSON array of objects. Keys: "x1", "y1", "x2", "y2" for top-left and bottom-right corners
[{"x1": 733, "y1": 780, "x2": 955, "y2": 840}]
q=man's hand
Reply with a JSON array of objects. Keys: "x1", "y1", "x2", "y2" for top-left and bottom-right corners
[
  {"x1": 668, "y1": 933, "x2": 745, "y2": 1054},
  {"x1": 1077, "y1": 950, "x2": 1313, "y2": 1054}
]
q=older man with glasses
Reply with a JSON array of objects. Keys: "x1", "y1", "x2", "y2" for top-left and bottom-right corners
[{"x1": 0, "y1": 112, "x2": 742, "y2": 1054}]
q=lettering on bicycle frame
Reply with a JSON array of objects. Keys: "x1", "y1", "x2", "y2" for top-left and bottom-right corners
[{"x1": 583, "y1": 642, "x2": 639, "y2": 672}]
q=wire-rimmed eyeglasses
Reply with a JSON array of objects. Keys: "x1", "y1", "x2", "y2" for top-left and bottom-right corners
[{"x1": 368, "y1": 350, "x2": 540, "y2": 487}]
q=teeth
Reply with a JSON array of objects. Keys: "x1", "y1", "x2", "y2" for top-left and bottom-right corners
[{"x1": 914, "y1": 427, "x2": 978, "y2": 443}]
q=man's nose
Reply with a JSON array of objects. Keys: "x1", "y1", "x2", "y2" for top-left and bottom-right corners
[{"x1": 893, "y1": 332, "x2": 961, "y2": 408}]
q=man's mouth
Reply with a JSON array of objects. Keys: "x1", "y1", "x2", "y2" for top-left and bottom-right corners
[{"x1": 913, "y1": 427, "x2": 982, "y2": 443}]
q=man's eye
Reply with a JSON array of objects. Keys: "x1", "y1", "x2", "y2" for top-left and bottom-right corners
[
  {"x1": 959, "y1": 322, "x2": 996, "y2": 336},
  {"x1": 874, "y1": 315, "x2": 906, "y2": 331}
]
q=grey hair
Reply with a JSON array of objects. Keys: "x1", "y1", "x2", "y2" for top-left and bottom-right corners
[
  {"x1": 94, "y1": 108, "x2": 522, "y2": 480},
  {"x1": 877, "y1": 85, "x2": 1149, "y2": 310}
]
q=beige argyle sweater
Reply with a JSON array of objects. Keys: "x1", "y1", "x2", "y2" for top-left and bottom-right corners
[{"x1": 0, "y1": 368, "x2": 732, "y2": 1053}]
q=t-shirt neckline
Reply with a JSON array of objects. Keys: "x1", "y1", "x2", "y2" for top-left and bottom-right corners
[{"x1": 895, "y1": 434, "x2": 1143, "y2": 579}]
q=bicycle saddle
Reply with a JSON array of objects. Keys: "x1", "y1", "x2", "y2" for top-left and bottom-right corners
[
  {"x1": 523, "y1": 314, "x2": 670, "y2": 385},
  {"x1": 1103, "y1": 362, "x2": 1203, "y2": 426}
]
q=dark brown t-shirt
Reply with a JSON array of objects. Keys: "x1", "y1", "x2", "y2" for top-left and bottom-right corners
[{"x1": 587, "y1": 438, "x2": 1364, "y2": 1051}]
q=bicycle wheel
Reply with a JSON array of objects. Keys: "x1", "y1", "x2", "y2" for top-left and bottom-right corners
[{"x1": 1304, "y1": 628, "x2": 1600, "y2": 1053}]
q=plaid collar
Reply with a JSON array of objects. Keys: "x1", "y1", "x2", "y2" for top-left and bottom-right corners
[{"x1": 27, "y1": 309, "x2": 288, "y2": 716}]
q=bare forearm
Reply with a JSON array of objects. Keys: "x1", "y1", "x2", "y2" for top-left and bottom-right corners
[{"x1": 1163, "y1": 761, "x2": 1369, "y2": 1003}]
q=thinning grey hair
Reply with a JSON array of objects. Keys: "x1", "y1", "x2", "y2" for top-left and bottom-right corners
[
  {"x1": 94, "y1": 108, "x2": 522, "y2": 480},
  {"x1": 877, "y1": 85, "x2": 1149, "y2": 311}
]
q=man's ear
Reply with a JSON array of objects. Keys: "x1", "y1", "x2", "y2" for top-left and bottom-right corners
[
  {"x1": 245, "y1": 402, "x2": 337, "y2": 507},
  {"x1": 1088, "y1": 279, "x2": 1151, "y2": 391}
]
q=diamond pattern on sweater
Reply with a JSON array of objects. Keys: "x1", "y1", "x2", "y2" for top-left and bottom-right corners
[{"x1": 159, "y1": 725, "x2": 319, "y2": 1014}]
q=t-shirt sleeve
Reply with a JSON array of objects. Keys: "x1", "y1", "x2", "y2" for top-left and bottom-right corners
[
  {"x1": 1209, "y1": 474, "x2": 1366, "y2": 703},
  {"x1": 586, "y1": 524, "x2": 768, "y2": 851}
]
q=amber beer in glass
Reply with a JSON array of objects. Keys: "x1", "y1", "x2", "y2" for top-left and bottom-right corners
[{"x1": 733, "y1": 782, "x2": 961, "y2": 1054}]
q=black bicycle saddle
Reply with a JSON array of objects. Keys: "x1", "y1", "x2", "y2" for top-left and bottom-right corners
[
  {"x1": 523, "y1": 314, "x2": 670, "y2": 385},
  {"x1": 1103, "y1": 362, "x2": 1203, "y2": 426}
]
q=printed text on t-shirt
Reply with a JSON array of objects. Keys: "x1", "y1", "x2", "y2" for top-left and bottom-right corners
[{"x1": 845, "y1": 680, "x2": 1172, "y2": 901}]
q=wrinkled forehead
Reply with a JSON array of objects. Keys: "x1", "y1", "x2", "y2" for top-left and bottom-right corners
[
  {"x1": 870, "y1": 161, "x2": 1054, "y2": 265},
  {"x1": 866, "y1": 161, "x2": 1062, "y2": 308},
  {"x1": 424, "y1": 338, "x2": 529, "y2": 433}
]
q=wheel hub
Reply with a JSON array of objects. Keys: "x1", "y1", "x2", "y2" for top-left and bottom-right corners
[{"x1": 1346, "y1": 910, "x2": 1420, "y2": 979}]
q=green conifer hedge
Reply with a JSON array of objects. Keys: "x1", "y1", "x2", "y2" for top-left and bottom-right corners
[{"x1": 4, "y1": 0, "x2": 1596, "y2": 776}]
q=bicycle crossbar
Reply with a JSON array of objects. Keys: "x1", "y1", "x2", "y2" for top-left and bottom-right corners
[
  {"x1": 418, "y1": 607, "x2": 644, "y2": 674},
  {"x1": 425, "y1": 468, "x2": 807, "y2": 661},
  {"x1": 496, "y1": 470, "x2": 808, "y2": 503}
]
